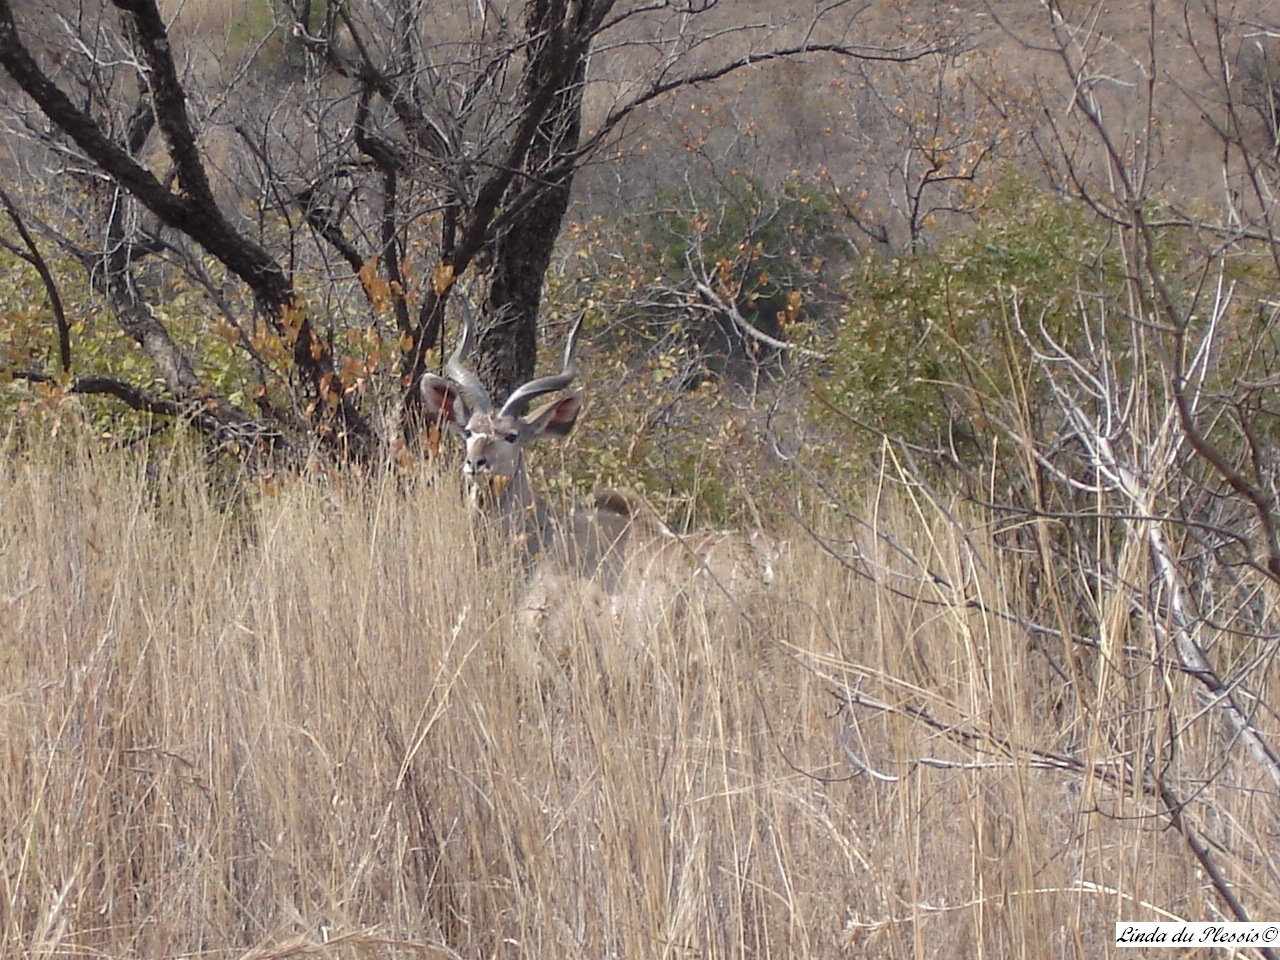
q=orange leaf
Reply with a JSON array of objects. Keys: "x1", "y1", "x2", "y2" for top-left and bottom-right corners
[
  {"x1": 359, "y1": 255, "x2": 391, "y2": 312},
  {"x1": 281, "y1": 303, "x2": 306, "y2": 346},
  {"x1": 357, "y1": 254, "x2": 379, "y2": 290},
  {"x1": 431, "y1": 262, "x2": 455, "y2": 296}
]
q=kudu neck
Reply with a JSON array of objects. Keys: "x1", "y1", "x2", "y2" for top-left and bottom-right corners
[{"x1": 468, "y1": 457, "x2": 552, "y2": 556}]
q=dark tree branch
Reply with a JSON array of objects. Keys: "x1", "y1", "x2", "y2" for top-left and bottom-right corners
[
  {"x1": 0, "y1": 0, "x2": 292, "y2": 310},
  {"x1": 581, "y1": 37, "x2": 957, "y2": 163},
  {"x1": 0, "y1": 188, "x2": 70, "y2": 372},
  {"x1": 295, "y1": 183, "x2": 366, "y2": 274},
  {"x1": 14, "y1": 369, "x2": 183, "y2": 416},
  {"x1": 1157, "y1": 780, "x2": 1277, "y2": 960},
  {"x1": 15, "y1": 370, "x2": 284, "y2": 448},
  {"x1": 379, "y1": 168, "x2": 412, "y2": 337},
  {"x1": 0, "y1": 0, "x2": 374, "y2": 453},
  {"x1": 110, "y1": 0, "x2": 219, "y2": 211}
]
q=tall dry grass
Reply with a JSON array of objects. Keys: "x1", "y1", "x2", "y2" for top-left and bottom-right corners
[{"x1": 0, "y1": 441, "x2": 1252, "y2": 958}]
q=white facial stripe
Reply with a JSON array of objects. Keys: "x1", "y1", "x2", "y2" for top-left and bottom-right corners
[{"x1": 462, "y1": 421, "x2": 524, "y2": 482}]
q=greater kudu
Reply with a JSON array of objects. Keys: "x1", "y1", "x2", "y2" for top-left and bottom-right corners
[{"x1": 420, "y1": 312, "x2": 784, "y2": 635}]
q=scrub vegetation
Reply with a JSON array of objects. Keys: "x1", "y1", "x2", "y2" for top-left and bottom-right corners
[{"x1": 1, "y1": 1, "x2": 1279, "y2": 957}]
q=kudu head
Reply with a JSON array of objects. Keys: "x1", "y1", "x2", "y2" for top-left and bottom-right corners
[{"x1": 420, "y1": 309, "x2": 583, "y2": 523}]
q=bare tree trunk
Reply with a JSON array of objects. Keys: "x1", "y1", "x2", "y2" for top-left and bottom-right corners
[
  {"x1": 471, "y1": 1, "x2": 588, "y2": 400},
  {"x1": 0, "y1": 0, "x2": 373, "y2": 453},
  {"x1": 0, "y1": 0, "x2": 948, "y2": 454}
]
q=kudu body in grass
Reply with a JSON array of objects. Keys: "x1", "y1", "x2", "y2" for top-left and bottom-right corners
[{"x1": 420, "y1": 312, "x2": 784, "y2": 634}]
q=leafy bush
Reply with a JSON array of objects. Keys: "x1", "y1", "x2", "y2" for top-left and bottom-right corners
[
  {"x1": 541, "y1": 174, "x2": 845, "y2": 527},
  {"x1": 567, "y1": 172, "x2": 840, "y2": 367},
  {"x1": 817, "y1": 174, "x2": 1121, "y2": 461}
]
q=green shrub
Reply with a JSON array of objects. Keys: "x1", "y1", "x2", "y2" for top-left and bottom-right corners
[
  {"x1": 541, "y1": 174, "x2": 843, "y2": 527},
  {"x1": 817, "y1": 174, "x2": 1121, "y2": 461}
]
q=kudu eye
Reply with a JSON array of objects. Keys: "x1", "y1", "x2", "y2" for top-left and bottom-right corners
[
  {"x1": 504, "y1": 432, "x2": 519, "y2": 444},
  {"x1": 462, "y1": 427, "x2": 474, "y2": 439}
]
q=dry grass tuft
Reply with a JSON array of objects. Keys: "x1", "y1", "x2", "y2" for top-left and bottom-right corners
[{"x1": 0, "y1": 443, "x2": 1244, "y2": 957}]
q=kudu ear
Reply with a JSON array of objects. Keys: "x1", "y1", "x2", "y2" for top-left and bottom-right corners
[
  {"x1": 526, "y1": 388, "x2": 583, "y2": 439},
  {"x1": 420, "y1": 374, "x2": 471, "y2": 434}
]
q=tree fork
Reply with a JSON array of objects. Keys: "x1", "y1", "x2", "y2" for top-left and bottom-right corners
[{"x1": 0, "y1": 0, "x2": 372, "y2": 454}]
